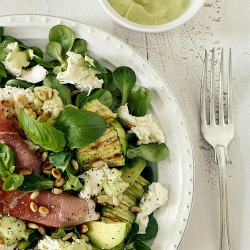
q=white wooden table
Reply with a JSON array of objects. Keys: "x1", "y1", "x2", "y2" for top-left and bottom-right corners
[{"x1": 1, "y1": 1, "x2": 250, "y2": 249}]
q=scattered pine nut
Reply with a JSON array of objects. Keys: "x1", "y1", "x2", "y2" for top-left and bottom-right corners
[
  {"x1": 54, "y1": 177, "x2": 64, "y2": 187},
  {"x1": 24, "y1": 106, "x2": 33, "y2": 115},
  {"x1": 43, "y1": 169, "x2": 52, "y2": 175},
  {"x1": 51, "y1": 188, "x2": 63, "y2": 195},
  {"x1": 40, "y1": 111, "x2": 51, "y2": 122},
  {"x1": 20, "y1": 169, "x2": 32, "y2": 176},
  {"x1": 52, "y1": 107, "x2": 61, "y2": 118},
  {"x1": 79, "y1": 224, "x2": 88, "y2": 233},
  {"x1": 38, "y1": 226, "x2": 46, "y2": 235},
  {"x1": 112, "y1": 196, "x2": 120, "y2": 206},
  {"x1": 2, "y1": 99, "x2": 14, "y2": 107},
  {"x1": 96, "y1": 194, "x2": 109, "y2": 204},
  {"x1": 30, "y1": 191, "x2": 40, "y2": 200},
  {"x1": 42, "y1": 162, "x2": 53, "y2": 170},
  {"x1": 30, "y1": 111, "x2": 37, "y2": 120},
  {"x1": 52, "y1": 168, "x2": 61, "y2": 179},
  {"x1": 38, "y1": 206, "x2": 49, "y2": 215},
  {"x1": 129, "y1": 207, "x2": 141, "y2": 213},
  {"x1": 41, "y1": 152, "x2": 49, "y2": 163},
  {"x1": 71, "y1": 159, "x2": 79, "y2": 171},
  {"x1": 28, "y1": 222, "x2": 39, "y2": 229},
  {"x1": 30, "y1": 201, "x2": 38, "y2": 212},
  {"x1": 37, "y1": 90, "x2": 47, "y2": 101},
  {"x1": 71, "y1": 89, "x2": 79, "y2": 96},
  {"x1": 0, "y1": 236, "x2": 4, "y2": 244},
  {"x1": 62, "y1": 232, "x2": 74, "y2": 241},
  {"x1": 80, "y1": 234, "x2": 89, "y2": 242},
  {"x1": 92, "y1": 160, "x2": 105, "y2": 169},
  {"x1": 34, "y1": 97, "x2": 43, "y2": 108},
  {"x1": 48, "y1": 88, "x2": 54, "y2": 99}
]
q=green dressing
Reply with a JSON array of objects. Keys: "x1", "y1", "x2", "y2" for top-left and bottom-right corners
[{"x1": 108, "y1": 0, "x2": 190, "y2": 25}]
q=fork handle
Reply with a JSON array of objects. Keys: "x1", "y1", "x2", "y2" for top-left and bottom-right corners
[{"x1": 216, "y1": 145, "x2": 231, "y2": 250}]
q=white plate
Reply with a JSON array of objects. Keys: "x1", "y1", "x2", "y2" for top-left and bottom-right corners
[{"x1": 0, "y1": 15, "x2": 194, "y2": 250}]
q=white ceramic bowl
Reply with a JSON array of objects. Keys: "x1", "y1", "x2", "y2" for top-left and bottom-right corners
[{"x1": 98, "y1": 0, "x2": 205, "y2": 33}]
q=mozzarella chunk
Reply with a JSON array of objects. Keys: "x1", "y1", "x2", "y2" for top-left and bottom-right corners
[
  {"x1": 118, "y1": 104, "x2": 165, "y2": 144},
  {"x1": 135, "y1": 182, "x2": 168, "y2": 233},
  {"x1": 19, "y1": 65, "x2": 48, "y2": 83},
  {"x1": 56, "y1": 52, "x2": 103, "y2": 93}
]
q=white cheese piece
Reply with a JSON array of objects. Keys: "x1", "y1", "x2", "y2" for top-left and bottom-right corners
[
  {"x1": 78, "y1": 164, "x2": 129, "y2": 201},
  {"x1": 19, "y1": 65, "x2": 48, "y2": 83},
  {"x1": 36, "y1": 235, "x2": 66, "y2": 250},
  {"x1": 135, "y1": 182, "x2": 168, "y2": 234},
  {"x1": 56, "y1": 51, "x2": 103, "y2": 93},
  {"x1": 118, "y1": 104, "x2": 165, "y2": 144}
]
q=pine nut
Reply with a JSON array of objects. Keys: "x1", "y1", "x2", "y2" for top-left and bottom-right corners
[
  {"x1": 37, "y1": 90, "x2": 47, "y2": 101},
  {"x1": 38, "y1": 226, "x2": 46, "y2": 235},
  {"x1": 48, "y1": 88, "x2": 54, "y2": 99},
  {"x1": 80, "y1": 234, "x2": 89, "y2": 242},
  {"x1": 2, "y1": 99, "x2": 14, "y2": 107},
  {"x1": 72, "y1": 233, "x2": 78, "y2": 240},
  {"x1": 30, "y1": 111, "x2": 37, "y2": 120},
  {"x1": 30, "y1": 201, "x2": 38, "y2": 212},
  {"x1": 52, "y1": 168, "x2": 61, "y2": 179},
  {"x1": 79, "y1": 224, "x2": 88, "y2": 233},
  {"x1": 62, "y1": 232, "x2": 74, "y2": 241},
  {"x1": 20, "y1": 169, "x2": 32, "y2": 176},
  {"x1": 113, "y1": 196, "x2": 120, "y2": 206},
  {"x1": 129, "y1": 207, "x2": 141, "y2": 213},
  {"x1": 38, "y1": 206, "x2": 49, "y2": 215},
  {"x1": 52, "y1": 107, "x2": 61, "y2": 118},
  {"x1": 36, "y1": 108, "x2": 43, "y2": 116},
  {"x1": 43, "y1": 169, "x2": 52, "y2": 175},
  {"x1": 34, "y1": 97, "x2": 43, "y2": 108},
  {"x1": 54, "y1": 177, "x2": 64, "y2": 187},
  {"x1": 17, "y1": 95, "x2": 28, "y2": 107},
  {"x1": 71, "y1": 89, "x2": 79, "y2": 96},
  {"x1": 28, "y1": 222, "x2": 39, "y2": 229},
  {"x1": 71, "y1": 159, "x2": 79, "y2": 171},
  {"x1": 92, "y1": 160, "x2": 105, "y2": 169},
  {"x1": 42, "y1": 162, "x2": 53, "y2": 170},
  {"x1": 41, "y1": 152, "x2": 49, "y2": 163},
  {"x1": 40, "y1": 111, "x2": 51, "y2": 122},
  {"x1": 96, "y1": 194, "x2": 109, "y2": 204},
  {"x1": 24, "y1": 106, "x2": 33, "y2": 115},
  {"x1": 30, "y1": 191, "x2": 40, "y2": 200},
  {"x1": 51, "y1": 188, "x2": 63, "y2": 195}
]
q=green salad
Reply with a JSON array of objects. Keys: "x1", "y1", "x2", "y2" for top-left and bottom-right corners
[{"x1": 0, "y1": 24, "x2": 169, "y2": 250}]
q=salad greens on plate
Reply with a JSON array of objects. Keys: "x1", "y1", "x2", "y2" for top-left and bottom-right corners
[{"x1": 0, "y1": 24, "x2": 169, "y2": 250}]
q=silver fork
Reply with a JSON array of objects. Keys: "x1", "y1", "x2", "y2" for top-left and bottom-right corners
[{"x1": 200, "y1": 48, "x2": 234, "y2": 250}]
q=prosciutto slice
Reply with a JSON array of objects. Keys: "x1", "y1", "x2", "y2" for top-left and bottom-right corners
[
  {"x1": 0, "y1": 110, "x2": 42, "y2": 174},
  {"x1": 0, "y1": 186, "x2": 91, "y2": 228}
]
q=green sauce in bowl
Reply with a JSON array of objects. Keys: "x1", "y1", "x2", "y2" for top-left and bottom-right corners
[{"x1": 108, "y1": 0, "x2": 190, "y2": 25}]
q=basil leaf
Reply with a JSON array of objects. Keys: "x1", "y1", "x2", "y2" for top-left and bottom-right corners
[
  {"x1": 18, "y1": 172, "x2": 54, "y2": 191},
  {"x1": 0, "y1": 142, "x2": 15, "y2": 177},
  {"x1": 0, "y1": 63, "x2": 7, "y2": 78},
  {"x1": 18, "y1": 108, "x2": 66, "y2": 152},
  {"x1": 127, "y1": 223, "x2": 139, "y2": 239},
  {"x1": 43, "y1": 75, "x2": 72, "y2": 105},
  {"x1": 3, "y1": 174, "x2": 24, "y2": 191},
  {"x1": 54, "y1": 109, "x2": 107, "y2": 149},
  {"x1": 49, "y1": 152, "x2": 71, "y2": 172},
  {"x1": 127, "y1": 143, "x2": 169, "y2": 162},
  {"x1": 135, "y1": 214, "x2": 158, "y2": 241}
]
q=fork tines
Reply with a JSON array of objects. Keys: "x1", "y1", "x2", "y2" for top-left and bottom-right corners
[{"x1": 201, "y1": 48, "x2": 233, "y2": 126}]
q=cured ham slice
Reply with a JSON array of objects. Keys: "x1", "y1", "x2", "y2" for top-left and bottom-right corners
[
  {"x1": 0, "y1": 110, "x2": 42, "y2": 174},
  {"x1": 0, "y1": 186, "x2": 94, "y2": 228}
]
